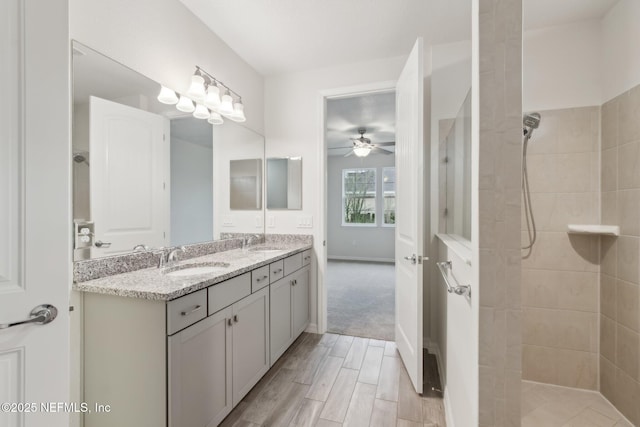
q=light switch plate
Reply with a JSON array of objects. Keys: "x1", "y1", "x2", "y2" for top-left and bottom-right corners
[{"x1": 297, "y1": 216, "x2": 313, "y2": 228}]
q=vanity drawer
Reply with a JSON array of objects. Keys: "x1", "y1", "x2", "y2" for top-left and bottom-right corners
[
  {"x1": 270, "y1": 260, "x2": 284, "y2": 282},
  {"x1": 208, "y1": 272, "x2": 251, "y2": 315},
  {"x1": 251, "y1": 265, "x2": 271, "y2": 292},
  {"x1": 284, "y1": 253, "x2": 303, "y2": 276},
  {"x1": 167, "y1": 289, "x2": 207, "y2": 335},
  {"x1": 302, "y1": 250, "x2": 312, "y2": 266}
]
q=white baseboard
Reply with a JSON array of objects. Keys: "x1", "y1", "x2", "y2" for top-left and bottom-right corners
[
  {"x1": 305, "y1": 323, "x2": 318, "y2": 334},
  {"x1": 328, "y1": 255, "x2": 395, "y2": 263}
]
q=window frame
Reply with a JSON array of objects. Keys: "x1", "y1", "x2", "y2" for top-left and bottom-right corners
[
  {"x1": 381, "y1": 166, "x2": 396, "y2": 228},
  {"x1": 341, "y1": 167, "x2": 378, "y2": 227}
]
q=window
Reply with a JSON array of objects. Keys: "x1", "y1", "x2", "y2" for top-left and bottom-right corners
[
  {"x1": 342, "y1": 168, "x2": 376, "y2": 225},
  {"x1": 382, "y1": 167, "x2": 396, "y2": 226}
]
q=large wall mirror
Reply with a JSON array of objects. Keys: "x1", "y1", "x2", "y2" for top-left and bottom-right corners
[{"x1": 72, "y1": 41, "x2": 265, "y2": 260}]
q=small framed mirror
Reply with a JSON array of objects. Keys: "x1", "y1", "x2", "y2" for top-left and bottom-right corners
[{"x1": 267, "y1": 157, "x2": 302, "y2": 210}]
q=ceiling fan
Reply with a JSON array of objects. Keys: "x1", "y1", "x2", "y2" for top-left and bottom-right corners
[{"x1": 329, "y1": 128, "x2": 395, "y2": 157}]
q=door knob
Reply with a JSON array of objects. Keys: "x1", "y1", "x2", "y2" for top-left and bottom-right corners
[
  {"x1": 0, "y1": 304, "x2": 58, "y2": 330},
  {"x1": 95, "y1": 240, "x2": 112, "y2": 248},
  {"x1": 404, "y1": 254, "x2": 417, "y2": 264}
]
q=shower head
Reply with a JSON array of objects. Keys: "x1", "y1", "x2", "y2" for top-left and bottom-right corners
[{"x1": 523, "y1": 112, "x2": 541, "y2": 137}]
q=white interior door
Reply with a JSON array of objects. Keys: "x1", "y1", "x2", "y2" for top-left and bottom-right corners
[
  {"x1": 0, "y1": 0, "x2": 71, "y2": 426},
  {"x1": 90, "y1": 96, "x2": 169, "y2": 255},
  {"x1": 395, "y1": 38, "x2": 425, "y2": 394}
]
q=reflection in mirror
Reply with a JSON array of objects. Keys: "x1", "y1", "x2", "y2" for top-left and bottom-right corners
[
  {"x1": 72, "y1": 41, "x2": 265, "y2": 260},
  {"x1": 441, "y1": 89, "x2": 471, "y2": 240},
  {"x1": 230, "y1": 159, "x2": 262, "y2": 210},
  {"x1": 267, "y1": 157, "x2": 302, "y2": 210}
]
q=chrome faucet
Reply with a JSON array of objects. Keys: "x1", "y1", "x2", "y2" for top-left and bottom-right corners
[
  {"x1": 242, "y1": 234, "x2": 262, "y2": 251},
  {"x1": 158, "y1": 246, "x2": 186, "y2": 269},
  {"x1": 133, "y1": 244, "x2": 150, "y2": 252}
]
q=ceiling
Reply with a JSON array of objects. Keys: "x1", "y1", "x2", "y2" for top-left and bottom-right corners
[
  {"x1": 326, "y1": 92, "x2": 395, "y2": 157},
  {"x1": 524, "y1": 0, "x2": 619, "y2": 30},
  {"x1": 178, "y1": 0, "x2": 471, "y2": 76},
  {"x1": 179, "y1": 0, "x2": 620, "y2": 76}
]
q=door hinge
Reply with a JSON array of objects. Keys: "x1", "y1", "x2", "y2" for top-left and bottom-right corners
[
  {"x1": 163, "y1": 133, "x2": 166, "y2": 141},
  {"x1": 443, "y1": 208, "x2": 448, "y2": 216},
  {"x1": 163, "y1": 231, "x2": 166, "y2": 239},
  {"x1": 163, "y1": 182, "x2": 166, "y2": 190}
]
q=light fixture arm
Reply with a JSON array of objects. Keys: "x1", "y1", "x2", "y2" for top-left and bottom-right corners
[{"x1": 194, "y1": 65, "x2": 242, "y2": 100}]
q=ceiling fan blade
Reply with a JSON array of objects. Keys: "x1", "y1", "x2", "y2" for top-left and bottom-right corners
[
  {"x1": 371, "y1": 147, "x2": 393, "y2": 155},
  {"x1": 328, "y1": 146, "x2": 354, "y2": 150},
  {"x1": 374, "y1": 141, "x2": 396, "y2": 147},
  {"x1": 343, "y1": 150, "x2": 355, "y2": 157}
]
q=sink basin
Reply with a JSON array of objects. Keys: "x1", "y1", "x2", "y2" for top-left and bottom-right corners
[
  {"x1": 248, "y1": 246, "x2": 285, "y2": 253},
  {"x1": 164, "y1": 262, "x2": 230, "y2": 278}
]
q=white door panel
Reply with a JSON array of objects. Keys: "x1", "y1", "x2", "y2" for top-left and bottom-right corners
[
  {"x1": 395, "y1": 38, "x2": 424, "y2": 394},
  {"x1": 0, "y1": 0, "x2": 70, "y2": 426},
  {"x1": 90, "y1": 96, "x2": 169, "y2": 255}
]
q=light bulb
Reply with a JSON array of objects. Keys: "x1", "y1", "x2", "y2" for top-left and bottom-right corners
[
  {"x1": 228, "y1": 100, "x2": 246, "y2": 122},
  {"x1": 204, "y1": 83, "x2": 221, "y2": 110},
  {"x1": 208, "y1": 112, "x2": 224, "y2": 125},
  {"x1": 187, "y1": 74, "x2": 206, "y2": 101},
  {"x1": 353, "y1": 145, "x2": 371, "y2": 157},
  {"x1": 219, "y1": 89, "x2": 234, "y2": 116},
  {"x1": 176, "y1": 95, "x2": 195, "y2": 113},
  {"x1": 193, "y1": 104, "x2": 210, "y2": 119},
  {"x1": 157, "y1": 85, "x2": 178, "y2": 104}
]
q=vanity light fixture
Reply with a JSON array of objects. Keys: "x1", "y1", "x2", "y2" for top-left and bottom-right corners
[
  {"x1": 157, "y1": 65, "x2": 246, "y2": 126},
  {"x1": 208, "y1": 111, "x2": 224, "y2": 125},
  {"x1": 157, "y1": 86, "x2": 179, "y2": 104},
  {"x1": 219, "y1": 88, "x2": 234, "y2": 116},
  {"x1": 193, "y1": 103, "x2": 210, "y2": 120},
  {"x1": 353, "y1": 145, "x2": 372, "y2": 157},
  {"x1": 186, "y1": 73, "x2": 206, "y2": 101},
  {"x1": 176, "y1": 95, "x2": 195, "y2": 113}
]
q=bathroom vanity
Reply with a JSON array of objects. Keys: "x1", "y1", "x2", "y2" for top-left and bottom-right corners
[{"x1": 74, "y1": 240, "x2": 312, "y2": 427}]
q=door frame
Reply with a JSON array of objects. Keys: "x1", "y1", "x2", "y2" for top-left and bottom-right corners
[{"x1": 316, "y1": 80, "x2": 397, "y2": 334}]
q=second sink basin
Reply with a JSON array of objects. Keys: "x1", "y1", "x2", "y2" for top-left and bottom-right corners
[{"x1": 164, "y1": 262, "x2": 230, "y2": 278}]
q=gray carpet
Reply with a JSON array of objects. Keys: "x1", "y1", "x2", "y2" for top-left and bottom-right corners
[{"x1": 326, "y1": 260, "x2": 395, "y2": 341}]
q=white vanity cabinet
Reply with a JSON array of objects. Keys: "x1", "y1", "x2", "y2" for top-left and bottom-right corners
[
  {"x1": 82, "y1": 247, "x2": 309, "y2": 427},
  {"x1": 168, "y1": 287, "x2": 269, "y2": 427},
  {"x1": 270, "y1": 263, "x2": 310, "y2": 364}
]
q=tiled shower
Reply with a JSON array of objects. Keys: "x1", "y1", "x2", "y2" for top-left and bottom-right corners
[{"x1": 521, "y1": 8, "x2": 640, "y2": 423}]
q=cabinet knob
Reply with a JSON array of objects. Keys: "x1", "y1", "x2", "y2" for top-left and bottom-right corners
[
  {"x1": 227, "y1": 318, "x2": 233, "y2": 327},
  {"x1": 233, "y1": 315, "x2": 239, "y2": 323}
]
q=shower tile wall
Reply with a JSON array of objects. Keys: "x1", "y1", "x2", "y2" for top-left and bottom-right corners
[
  {"x1": 521, "y1": 106, "x2": 601, "y2": 390},
  {"x1": 599, "y1": 83, "x2": 640, "y2": 426},
  {"x1": 478, "y1": 0, "x2": 522, "y2": 425}
]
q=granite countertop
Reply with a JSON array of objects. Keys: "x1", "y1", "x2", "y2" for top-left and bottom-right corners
[{"x1": 73, "y1": 242, "x2": 312, "y2": 301}]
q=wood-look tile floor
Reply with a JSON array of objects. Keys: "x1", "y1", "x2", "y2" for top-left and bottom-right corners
[
  {"x1": 521, "y1": 381, "x2": 634, "y2": 427},
  {"x1": 221, "y1": 333, "x2": 446, "y2": 427}
]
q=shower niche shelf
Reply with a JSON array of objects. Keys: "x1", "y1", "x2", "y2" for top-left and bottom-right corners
[{"x1": 567, "y1": 224, "x2": 620, "y2": 237}]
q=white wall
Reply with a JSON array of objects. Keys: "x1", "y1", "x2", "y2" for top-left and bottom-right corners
[
  {"x1": 170, "y1": 137, "x2": 213, "y2": 246},
  {"x1": 601, "y1": 0, "x2": 640, "y2": 102},
  {"x1": 327, "y1": 154, "x2": 395, "y2": 262},
  {"x1": 69, "y1": 0, "x2": 264, "y2": 134},
  {"x1": 265, "y1": 52, "x2": 433, "y2": 331},
  {"x1": 523, "y1": 20, "x2": 602, "y2": 112}
]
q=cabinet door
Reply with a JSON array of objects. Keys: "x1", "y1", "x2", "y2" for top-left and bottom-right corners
[
  {"x1": 232, "y1": 287, "x2": 270, "y2": 406},
  {"x1": 292, "y1": 267, "x2": 310, "y2": 338},
  {"x1": 169, "y1": 307, "x2": 232, "y2": 427},
  {"x1": 270, "y1": 276, "x2": 293, "y2": 364}
]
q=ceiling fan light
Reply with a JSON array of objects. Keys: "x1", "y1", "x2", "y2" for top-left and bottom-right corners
[
  {"x1": 193, "y1": 103, "x2": 210, "y2": 119},
  {"x1": 219, "y1": 89, "x2": 234, "y2": 116},
  {"x1": 187, "y1": 74, "x2": 206, "y2": 101},
  {"x1": 353, "y1": 146, "x2": 371, "y2": 157},
  {"x1": 208, "y1": 111, "x2": 224, "y2": 125},
  {"x1": 176, "y1": 95, "x2": 195, "y2": 113},
  {"x1": 157, "y1": 85, "x2": 178, "y2": 104}
]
